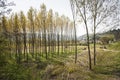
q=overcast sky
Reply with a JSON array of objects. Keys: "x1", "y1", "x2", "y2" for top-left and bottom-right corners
[{"x1": 8, "y1": 0, "x2": 86, "y2": 36}]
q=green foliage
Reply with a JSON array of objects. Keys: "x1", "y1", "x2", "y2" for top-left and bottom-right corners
[
  {"x1": 36, "y1": 61, "x2": 48, "y2": 70},
  {"x1": 99, "y1": 34, "x2": 114, "y2": 44},
  {"x1": 0, "y1": 34, "x2": 32, "y2": 80},
  {"x1": 0, "y1": 35, "x2": 10, "y2": 66},
  {"x1": 0, "y1": 63, "x2": 31, "y2": 80}
]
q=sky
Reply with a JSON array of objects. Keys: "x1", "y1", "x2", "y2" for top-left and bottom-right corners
[{"x1": 8, "y1": 0, "x2": 86, "y2": 37}]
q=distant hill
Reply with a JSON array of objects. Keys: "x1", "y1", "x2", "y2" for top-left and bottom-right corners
[
  {"x1": 78, "y1": 33, "x2": 101, "y2": 41},
  {"x1": 78, "y1": 29, "x2": 120, "y2": 41},
  {"x1": 106, "y1": 29, "x2": 120, "y2": 41},
  {"x1": 77, "y1": 34, "x2": 86, "y2": 41}
]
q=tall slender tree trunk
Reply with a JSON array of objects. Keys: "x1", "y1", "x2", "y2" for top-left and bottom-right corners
[
  {"x1": 61, "y1": 27, "x2": 63, "y2": 54},
  {"x1": 93, "y1": 29, "x2": 96, "y2": 65},
  {"x1": 57, "y1": 34, "x2": 60, "y2": 56},
  {"x1": 15, "y1": 33, "x2": 18, "y2": 63},
  {"x1": 70, "y1": 1, "x2": 77, "y2": 63},
  {"x1": 74, "y1": 22, "x2": 77, "y2": 63},
  {"x1": 23, "y1": 31, "x2": 27, "y2": 60},
  {"x1": 43, "y1": 19, "x2": 47, "y2": 59},
  {"x1": 85, "y1": 22, "x2": 92, "y2": 70},
  {"x1": 93, "y1": 0, "x2": 97, "y2": 66}
]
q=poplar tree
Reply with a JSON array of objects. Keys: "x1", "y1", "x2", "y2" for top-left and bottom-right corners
[
  {"x1": 28, "y1": 7, "x2": 35, "y2": 58},
  {"x1": 20, "y1": 11, "x2": 27, "y2": 61},
  {"x1": 40, "y1": 4, "x2": 47, "y2": 59}
]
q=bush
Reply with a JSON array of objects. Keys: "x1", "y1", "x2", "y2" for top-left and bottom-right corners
[
  {"x1": 0, "y1": 34, "x2": 10, "y2": 66},
  {"x1": 0, "y1": 63, "x2": 32, "y2": 80}
]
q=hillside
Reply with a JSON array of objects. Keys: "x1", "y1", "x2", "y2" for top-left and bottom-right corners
[{"x1": 78, "y1": 29, "x2": 120, "y2": 42}]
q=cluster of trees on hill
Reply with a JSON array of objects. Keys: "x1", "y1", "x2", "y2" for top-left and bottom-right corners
[
  {"x1": 96, "y1": 29, "x2": 120, "y2": 46},
  {"x1": 0, "y1": 3, "x2": 77, "y2": 63},
  {"x1": 97, "y1": 29, "x2": 120, "y2": 46},
  {"x1": 108, "y1": 29, "x2": 120, "y2": 41}
]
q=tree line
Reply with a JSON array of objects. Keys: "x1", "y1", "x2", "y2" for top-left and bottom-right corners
[
  {"x1": 0, "y1": 3, "x2": 77, "y2": 63},
  {"x1": 108, "y1": 29, "x2": 120, "y2": 41}
]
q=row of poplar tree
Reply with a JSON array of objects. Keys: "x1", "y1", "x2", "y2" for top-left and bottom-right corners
[{"x1": 0, "y1": 4, "x2": 76, "y2": 63}]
